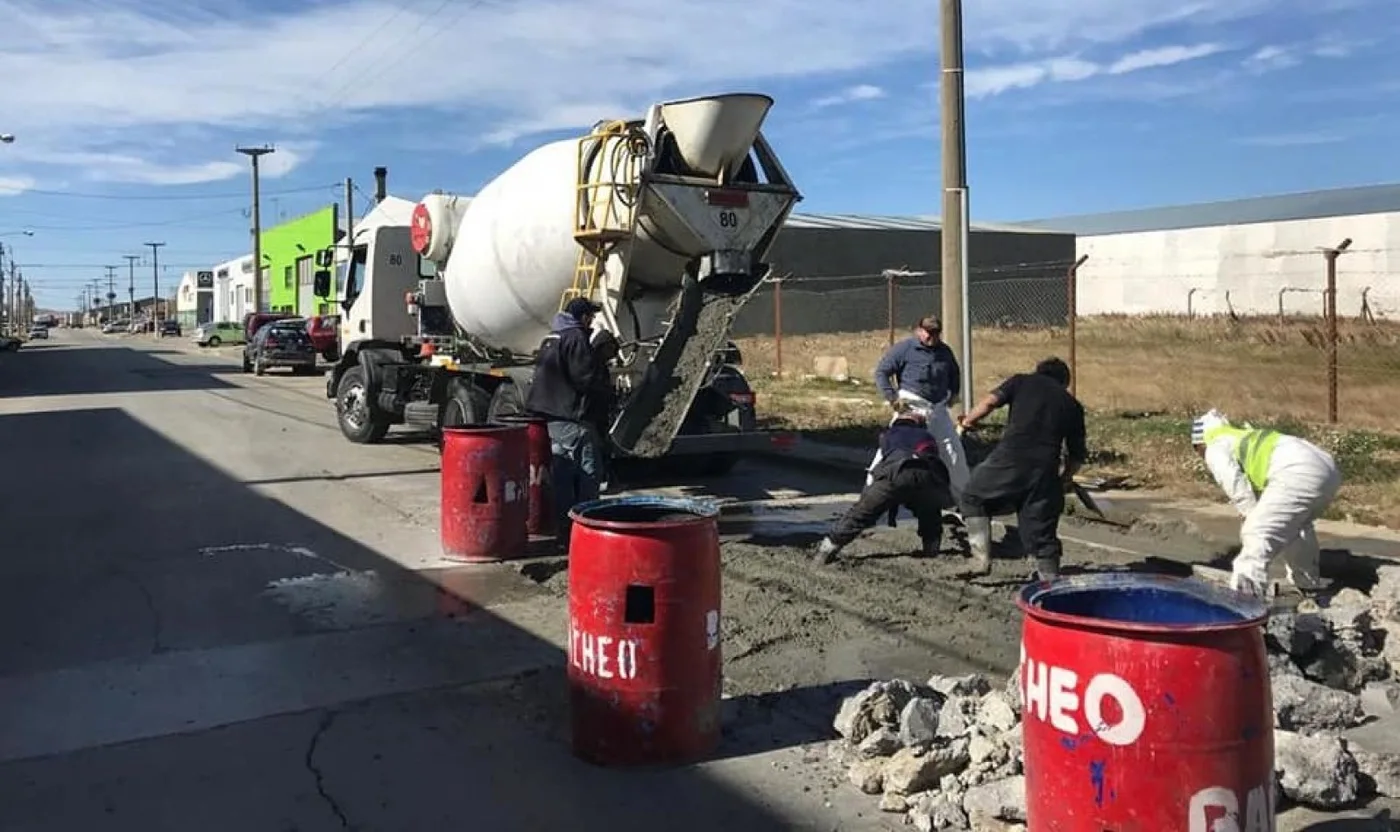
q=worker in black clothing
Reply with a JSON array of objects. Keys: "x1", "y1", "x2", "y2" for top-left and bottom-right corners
[
  {"x1": 525, "y1": 297, "x2": 608, "y2": 543},
  {"x1": 813, "y1": 411, "x2": 955, "y2": 564},
  {"x1": 956, "y1": 357, "x2": 1087, "y2": 581}
]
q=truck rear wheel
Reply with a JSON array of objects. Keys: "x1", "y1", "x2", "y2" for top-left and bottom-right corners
[
  {"x1": 487, "y1": 382, "x2": 526, "y2": 420},
  {"x1": 441, "y1": 383, "x2": 491, "y2": 428},
  {"x1": 336, "y1": 366, "x2": 390, "y2": 444}
]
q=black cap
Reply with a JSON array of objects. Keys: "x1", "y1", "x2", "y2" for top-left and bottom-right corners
[{"x1": 565, "y1": 298, "x2": 602, "y2": 319}]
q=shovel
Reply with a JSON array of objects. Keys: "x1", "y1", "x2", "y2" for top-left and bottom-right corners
[{"x1": 1069, "y1": 481, "x2": 1131, "y2": 528}]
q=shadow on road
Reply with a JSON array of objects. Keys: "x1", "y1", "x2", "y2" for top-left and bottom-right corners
[
  {"x1": 0, "y1": 405, "x2": 822, "y2": 830},
  {"x1": 0, "y1": 342, "x2": 238, "y2": 398}
]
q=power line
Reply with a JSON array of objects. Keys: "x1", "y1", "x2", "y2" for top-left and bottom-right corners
[{"x1": 12, "y1": 183, "x2": 339, "y2": 201}]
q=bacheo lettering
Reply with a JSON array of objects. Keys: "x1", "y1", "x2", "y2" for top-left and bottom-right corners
[
  {"x1": 503, "y1": 479, "x2": 522, "y2": 503},
  {"x1": 529, "y1": 463, "x2": 548, "y2": 487},
  {"x1": 569, "y1": 619, "x2": 639, "y2": 680},
  {"x1": 1189, "y1": 783, "x2": 1275, "y2": 832},
  {"x1": 1019, "y1": 643, "x2": 1147, "y2": 746}
]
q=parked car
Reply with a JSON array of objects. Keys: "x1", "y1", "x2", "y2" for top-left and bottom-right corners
[
  {"x1": 243, "y1": 311, "x2": 297, "y2": 342},
  {"x1": 1, "y1": 334, "x2": 21, "y2": 351},
  {"x1": 159, "y1": 319, "x2": 181, "y2": 338},
  {"x1": 242, "y1": 319, "x2": 317, "y2": 375},
  {"x1": 101, "y1": 320, "x2": 128, "y2": 334},
  {"x1": 28, "y1": 325, "x2": 48, "y2": 340},
  {"x1": 192, "y1": 322, "x2": 246, "y2": 347},
  {"x1": 306, "y1": 314, "x2": 340, "y2": 360}
]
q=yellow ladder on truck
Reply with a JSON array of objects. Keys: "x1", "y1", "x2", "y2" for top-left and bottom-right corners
[{"x1": 560, "y1": 120, "x2": 645, "y2": 311}]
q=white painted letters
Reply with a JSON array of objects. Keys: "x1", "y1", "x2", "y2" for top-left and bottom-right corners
[
  {"x1": 1189, "y1": 782, "x2": 1275, "y2": 832},
  {"x1": 568, "y1": 619, "x2": 639, "y2": 680},
  {"x1": 503, "y1": 479, "x2": 522, "y2": 503},
  {"x1": 1020, "y1": 650, "x2": 1147, "y2": 746},
  {"x1": 705, "y1": 610, "x2": 719, "y2": 650},
  {"x1": 528, "y1": 463, "x2": 548, "y2": 487}
]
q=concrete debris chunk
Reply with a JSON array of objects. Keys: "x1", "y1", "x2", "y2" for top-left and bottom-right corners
[
  {"x1": 1268, "y1": 651, "x2": 1303, "y2": 678},
  {"x1": 1274, "y1": 730, "x2": 1360, "y2": 809},
  {"x1": 936, "y1": 696, "x2": 981, "y2": 738},
  {"x1": 1378, "y1": 620, "x2": 1400, "y2": 677},
  {"x1": 1004, "y1": 666, "x2": 1023, "y2": 716},
  {"x1": 878, "y1": 792, "x2": 909, "y2": 813},
  {"x1": 856, "y1": 727, "x2": 902, "y2": 759},
  {"x1": 899, "y1": 696, "x2": 943, "y2": 747},
  {"x1": 977, "y1": 691, "x2": 1019, "y2": 733},
  {"x1": 1372, "y1": 566, "x2": 1400, "y2": 622},
  {"x1": 927, "y1": 673, "x2": 992, "y2": 698},
  {"x1": 833, "y1": 679, "x2": 919, "y2": 743},
  {"x1": 1353, "y1": 749, "x2": 1400, "y2": 798},
  {"x1": 962, "y1": 775, "x2": 1027, "y2": 823},
  {"x1": 881, "y1": 738, "x2": 971, "y2": 795},
  {"x1": 847, "y1": 759, "x2": 884, "y2": 794},
  {"x1": 1271, "y1": 673, "x2": 1367, "y2": 732},
  {"x1": 1301, "y1": 642, "x2": 1391, "y2": 693},
  {"x1": 909, "y1": 793, "x2": 970, "y2": 831},
  {"x1": 1266, "y1": 612, "x2": 1331, "y2": 659}
]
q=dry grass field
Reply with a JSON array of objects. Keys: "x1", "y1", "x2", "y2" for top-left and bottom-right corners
[{"x1": 737, "y1": 315, "x2": 1400, "y2": 528}]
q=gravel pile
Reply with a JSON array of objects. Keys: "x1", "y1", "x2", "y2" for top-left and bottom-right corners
[
  {"x1": 829, "y1": 566, "x2": 1400, "y2": 826},
  {"x1": 1267, "y1": 566, "x2": 1400, "y2": 809}
]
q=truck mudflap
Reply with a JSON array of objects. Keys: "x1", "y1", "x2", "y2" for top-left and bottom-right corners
[
  {"x1": 608, "y1": 273, "x2": 760, "y2": 458},
  {"x1": 654, "y1": 429, "x2": 797, "y2": 457}
]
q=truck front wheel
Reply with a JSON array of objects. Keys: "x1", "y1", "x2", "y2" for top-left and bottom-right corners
[{"x1": 336, "y1": 366, "x2": 390, "y2": 444}]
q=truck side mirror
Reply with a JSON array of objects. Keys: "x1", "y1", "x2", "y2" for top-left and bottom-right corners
[
  {"x1": 314, "y1": 249, "x2": 334, "y2": 268},
  {"x1": 313, "y1": 270, "x2": 331, "y2": 298}
]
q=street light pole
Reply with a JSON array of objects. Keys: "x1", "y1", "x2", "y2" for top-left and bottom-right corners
[
  {"x1": 236, "y1": 145, "x2": 275, "y2": 314},
  {"x1": 144, "y1": 242, "x2": 165, "y2": 337}
]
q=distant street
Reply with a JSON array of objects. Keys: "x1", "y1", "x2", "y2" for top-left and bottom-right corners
[{"x1": 0, "y1": 329, "x2": 895, "y2": 832}]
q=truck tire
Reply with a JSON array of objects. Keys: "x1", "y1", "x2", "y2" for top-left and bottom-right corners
[
  {"x1": 336, "y1": 366, "x2": 390, "y2": 444},
  {"x1": 441, "y1": 383, "x2": 491, "y2": 429},
  {"x1": 487, "y1": 381, "x2": 526, "y2": 420}
]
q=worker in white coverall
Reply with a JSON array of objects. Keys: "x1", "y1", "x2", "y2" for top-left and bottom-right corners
[
  {"x1": 870, "y1": 315, "x2": 970, "y2": 508},
  {"x1": 1192, "y1": 410, "x2": 1341, "y2": 597}
]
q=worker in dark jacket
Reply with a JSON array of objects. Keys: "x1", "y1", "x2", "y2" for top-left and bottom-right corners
[
  {"x1": 871, "y1": 315, "x2": 970, "y2": 506},
  {"x1": 814, "y1": 412, "x2": 956, "y2": 564},
  {"x1": 956, "y1": 357, "x2": 1088, "y2": 580},
  {"x1": 526, "y1": 298, "x2": 608, "y2": 543}
]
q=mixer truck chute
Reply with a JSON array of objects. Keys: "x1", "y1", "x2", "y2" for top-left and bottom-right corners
[{"x1": 319, "y1": 93, "x2": 801, "y2": 468}]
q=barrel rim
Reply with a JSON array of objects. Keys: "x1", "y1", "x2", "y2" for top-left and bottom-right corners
[
  {"x1": 495, "y1": 414, "x2": 549, "y2": 425},
  {"x1": 1016, "y1": 573, "x2": 1270, "y2": 634},
  {"x1": 441, "y1": 423, "x2": 529, "y2": 436},
  {"x1": 570, "y1": 495, "x2": 720, "y2": 529}
]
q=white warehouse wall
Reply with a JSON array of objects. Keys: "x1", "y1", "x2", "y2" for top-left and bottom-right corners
[{"x1": 1075, "y1": 211, "x2": 1400, "y2": 319}]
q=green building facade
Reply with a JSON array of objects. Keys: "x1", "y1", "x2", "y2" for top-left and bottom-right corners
[{"x1": 260, "y1": 205, "x2": 339, "y2": 316}]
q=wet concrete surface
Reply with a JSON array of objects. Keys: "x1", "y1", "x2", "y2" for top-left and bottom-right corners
[{"x1": 0, "y1": 331, "x2": 899, "y2": 831}]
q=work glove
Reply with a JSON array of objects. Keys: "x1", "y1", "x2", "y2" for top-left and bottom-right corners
[{"x1": 1230, "y1": 571, "x2": 1267, "y2": 599}]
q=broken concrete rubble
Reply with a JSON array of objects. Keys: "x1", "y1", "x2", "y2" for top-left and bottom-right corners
[{"x1": 831, "y1": 674, "x2": 1026, "y2": 830}]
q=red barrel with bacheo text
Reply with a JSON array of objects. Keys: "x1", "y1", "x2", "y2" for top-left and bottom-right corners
[
  {"x1": 566, "y1": 496, "x2": 723, "y2": 766},
  {"x1": 440, "y1": 424, "x2": 528, "y2": 562},
  {"x1": 1016, "y1": 574, "x2": 1274, "y2": 831},
  {"x1": 496, "y1": 415, "x2": 553, "y2": 536}
]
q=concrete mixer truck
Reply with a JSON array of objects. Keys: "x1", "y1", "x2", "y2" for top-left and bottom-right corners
[{"x1": 312, "y1": 92, "x2": 802, "y2": 473}]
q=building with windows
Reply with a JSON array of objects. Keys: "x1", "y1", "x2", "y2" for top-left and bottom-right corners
[
  {"x1": 212, "y1": 255, "x2": 255, "y2": 324},
  {"x1": 261, "y1": 205, "x2": 339, "y2": 316},
  {"x1": 174, "y1": 268, "x2": 215, "y2": 328}
]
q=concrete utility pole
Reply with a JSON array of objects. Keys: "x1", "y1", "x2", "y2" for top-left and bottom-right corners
[
  {"x1": 105, "y1": 265, "x2": 118, "y2": 323},
  {"x1": 144, "y1": 242, "x2": 165, "y2": 336},
  {"x1": 88, "y1": 279, "x2": 101, "y2": 326},
  {"x1": 236, "y1": 146, "x2": 275, "y2": 314},
  {"x1": 940, "y1": 0, "x2": 972, "y2": 411},
  {"x1": 0, "y1": 243, "x2": 7, "y2": 334},
  {"x1": 123, "y1": 254, "x2": 139, "y2": 319}
]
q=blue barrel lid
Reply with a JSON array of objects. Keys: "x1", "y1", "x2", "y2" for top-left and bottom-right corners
[{"x1": 1017, "y1": 572, "x2": 1270, "y2": 634}]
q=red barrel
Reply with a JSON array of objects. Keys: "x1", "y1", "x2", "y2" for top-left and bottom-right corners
[
  {"x1": 440, "y1": 424, "x2": 528, "y2": 562},
  {"x1": 497, "y1": 415, "x2": 553, "y2": 536},
  {"x1": 566, "y1": 496, "x2": 722, "y2": 766},
  {"x1": 1016, "y1": 574, "x2": 1273, "y2": 830}
]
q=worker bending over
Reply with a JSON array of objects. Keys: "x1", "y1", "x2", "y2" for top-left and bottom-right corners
[
  {"x1": 957, "y1": 357, "x2": 1087, "y2": 580},
  {"x1": 814, "y1": 412, "x2": 955, "y2": 564},
  {"x1": 871, "y1": 315, "x2": 970, "y2": 506},
  {"x1": 1191, "y1": 410, "x2": 1340, "y2": 597}
]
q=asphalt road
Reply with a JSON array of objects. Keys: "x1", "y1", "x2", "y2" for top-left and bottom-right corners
[{"x1": 0, "y1": 330, "x2": 896, "y2": 832}]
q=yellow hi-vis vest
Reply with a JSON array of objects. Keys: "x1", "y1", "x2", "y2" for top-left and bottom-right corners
[{"x1": 1201, "y1": 424, "x2": 1281, "y2": 493}]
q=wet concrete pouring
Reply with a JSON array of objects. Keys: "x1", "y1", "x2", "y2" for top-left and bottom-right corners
[{"x1": 4, "y1": 331, "x2": 1400, "y2": 830}]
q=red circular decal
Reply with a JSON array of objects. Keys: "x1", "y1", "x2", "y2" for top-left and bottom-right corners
[{"x1": 410, "y1": 202, "x2": 432, "y2": 254}]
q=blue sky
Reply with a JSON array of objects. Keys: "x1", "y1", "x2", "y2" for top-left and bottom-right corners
[{"x1": 2, "y1": 0, "x2": 1398, "y2": 311}]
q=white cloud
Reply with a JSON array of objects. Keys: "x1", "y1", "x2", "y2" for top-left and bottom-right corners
[
  {"x1": 1243, "y1": 45, "x2": 1299, "y2": 73},
  {"x1": 966, "y1": 43, "x2": 1223, "y2": 98},
  {"x1": 812, "y1": 84, "x2": 887, "y2": 109},
  {"x1": 0, "y1": 175, "x2": 35, "y2": 196}
]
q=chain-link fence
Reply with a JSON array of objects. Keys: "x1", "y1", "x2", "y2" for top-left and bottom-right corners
[{"x1": 735, "y1": 246, "x2": 1400, "y2": 431}]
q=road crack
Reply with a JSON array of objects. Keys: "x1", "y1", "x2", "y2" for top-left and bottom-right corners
[
  {"x1": 114, "y1": 567, "x2": 166, "y2": 654},
  {"x1": 306, "y1": 710, "x2": 354, "y2": 830}
]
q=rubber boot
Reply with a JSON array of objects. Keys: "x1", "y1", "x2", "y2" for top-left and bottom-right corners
[
  {"x1": 813, "y1": 537, "x2": 843, "y2": 565},
  {"x1": 965, "y1": 516, "x2": 992, "y2": 575},
  {"x1": 1033, "y1": 557, "x2": 1060, "y2": 582},
  {"x1": 922, "y1": 536, "x2": 942, "y2": 558}
]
